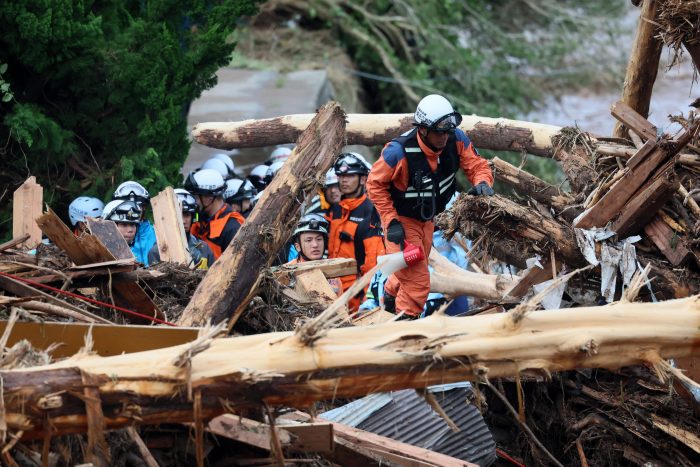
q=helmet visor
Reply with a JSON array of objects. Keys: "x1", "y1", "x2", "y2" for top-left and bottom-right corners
[
  {"x1": 430, "y1": 112, "x2": 462, "y2": 133},
  {"x1": 112, "y1": 206, "x2": 142, "y2": 223}
]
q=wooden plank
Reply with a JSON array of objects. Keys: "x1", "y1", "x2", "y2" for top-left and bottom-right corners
[
  {"x1": 610, "y1": 162, "x2": 678, "y2": 236},
  {"x1": 281, "y1": 422, "x2": 334, "y2": 454},
  {"x1": 151, "y1": 187, "x2": 191, "y2": 265},
  {"x1": 12, "y1": 176, "x2": 43, "y2": 250},
  {"x1": 575, "y1": 146, "x2": 669, "y2": 229},
  {"x1": 36, "y1": 209, "x2": 112, "y2": 266},
  {"x1": 207, "y1": 415, "x2": 291, "y2": 451},
  {"x1": 644, "y1": 216, "x2": 692, "y2": 266},
  {"x1": 625, "y1": 138, "x2": 656, "y2": 170},
  {"x1": 651, "y1": 414, "x2": 700, "y2": 454},
  {"x1": 318, "y1": 416, "x2": 475, "y2": 467},
  {"x1": 505, "y1": 256, "x2": 562, "y2": 298},
  {"x1": 353, "y1": 309, "x2": 395, "y2": 326},
  {"x1": 0, "y1": 320, "x2": 199, "y2": 358},
  {"x1": 610, "y1": 101, "x2": 658, "y2": 141},
  {"x1": 295, "y1": 269, "x2": 339, "y2": 307},
  {"x1": 0, "y1": 235, "x2": 30, "y2": 253},
  {"x1": 272, "y1": 257, "x2": 357, "y2": 285},
  {"x1": 86, "y1": 218, "x2": 134, "y2": 260},
  {"x1": 37, "y1": 209, "x2": 163, "y2": 323}
]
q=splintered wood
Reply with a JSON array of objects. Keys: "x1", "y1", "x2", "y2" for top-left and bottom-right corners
[
  {"x1": 151, "y1": 187, "x2": 192, "y2": 265},
  {"x1": 12, "y1": 176, "x2": 43, "y2": 250}
]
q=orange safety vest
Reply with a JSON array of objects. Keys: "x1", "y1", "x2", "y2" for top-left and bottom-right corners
[
  {"x1": 191, "y1": 204, "x2": 245, "y2": 259},
  {"x1": 328, "y1": 194, "x2": 385, "y2": 307}
]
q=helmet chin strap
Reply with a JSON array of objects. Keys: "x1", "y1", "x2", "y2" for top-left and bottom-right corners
[{"x1": 418, "y1": 128, "x2": 442, "y2": 152}]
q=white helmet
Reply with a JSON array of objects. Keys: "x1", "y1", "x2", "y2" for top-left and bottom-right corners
[
  {"x1": 325, "y1": 168, "x2": 339, "y2": 187},
  {"x1": 225, "y1": 179, "x2": 257, "y2": 202},
  {"x1": 267, "y1": 146, "x2": 293, "y2": 164},
  {"x1": 201, "y1": 158, "x2": 231, "y2": 179},
  {"x1": 265, "y1": 161, "x2": 285, "y2": 184},
  {"x1": 212, "y1": 153, "x2": 236, "y2": 178},
  {"x1": 102, "y1": 200, "x2": 142, "y2": 224},
  {"x1": 414, "y1": 94, "x2": 462, "y2": 131},
  {"x1": 174, "y1": 188, "x2": 197, "y2": 214},
  {"x1": 183, "y1": 169, "x2": 226, "y2": 196},
  {"x1": 113, "y1": 181, "x2": 150, "y2": 206},
  {"x1": 248, "y1": 164, "x2": 271, "y2": 191},
  {"x1": 68, "y1": 196, "x2": 105, "y2": 226}
]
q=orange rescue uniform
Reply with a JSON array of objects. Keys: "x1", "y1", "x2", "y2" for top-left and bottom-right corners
[
  {"x1": 328, "y1": 194, "x2": 385, "y2": 309},
  {"x1": 190, "y1": 204, "x2": 245, "y2": 259},
  {"x1": 366, "y1": 127, "x2": 493, "y2": 316}
]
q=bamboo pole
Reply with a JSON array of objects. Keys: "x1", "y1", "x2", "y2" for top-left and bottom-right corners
[{"x1": 3, "y1": 296, "x2": 699, "y2": 439}]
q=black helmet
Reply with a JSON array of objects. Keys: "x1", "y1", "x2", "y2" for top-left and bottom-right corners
[{"x1": 334, "y1": 152, "x2": 370, "y2": 176}]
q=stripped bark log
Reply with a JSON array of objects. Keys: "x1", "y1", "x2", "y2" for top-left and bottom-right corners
[
  {"x1": 192, "y1": 113, "x2": 564, "y2": 157},
  {"x1": 178, "y1": 102, "x2": 347, "y2": 327},
  {"x1": 3, "y1": 296, "x2": 699, "y2": 439},
  {"x1": 429, "y1": 250, "x2": 516, "y2": 301},
  {"x1": 613, "y1": 0, "x2": 663, "y2": 138}
]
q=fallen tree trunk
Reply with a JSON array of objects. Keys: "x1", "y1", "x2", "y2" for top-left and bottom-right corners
[
  {"x1": 429, "y1": 249, "x2": 516, "y2": 301},
  {"x1": 438, "y1": 194, "x2": 582, "y2": 269},
  {"x1": 613, "y1": 0, "x2": 662, "y2": 138},
  {"x1": 178, "y1": 102, "x2": 347, "y2": 327},
  {"x1": 192, "y1": 113, "x2": 564, "y2": 157},
  {"x1": 491, "y1": 157, "x2": 579, "y2": 219},
  {"x1": 3, "y1": 296, "x2": 700, "y2": 439}
]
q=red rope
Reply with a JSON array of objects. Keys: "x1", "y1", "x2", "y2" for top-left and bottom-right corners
[
  {"x1": 496, "y1": 448, "x2": 526, "y2": 467},
  {"x1": 0, "y1": 270, "x2": 177, "y2": 326}
]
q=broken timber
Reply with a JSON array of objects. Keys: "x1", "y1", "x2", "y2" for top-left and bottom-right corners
[
  {"x1": 151, "y1": 187, "x2": 192, "y2": 265},
  {"x1": 613, "y1": 0, "x2": 663, "y2": 139},
  {"x1": 178, "y1": 102, "x2": 347, "y2": 328},
  {"x1": 35, "y1": 209, "x2": 163, "y2": 323},
  {"x1": 3, "y1": 296, "x2": 699, "y2": 439},
  {"x1": 12, "y1": 176, "x2": 43, "y2": 250}
]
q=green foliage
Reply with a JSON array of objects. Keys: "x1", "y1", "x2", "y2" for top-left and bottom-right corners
[
  {"x1": 275, "y1": 0, "x2": 625, "y2": 118},
  {"x1": 0, "y1": 0, "x2": 260, "y2": 240}
]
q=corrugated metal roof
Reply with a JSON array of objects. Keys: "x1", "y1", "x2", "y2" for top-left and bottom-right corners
[
  {"x1": 318, "y1": 392, "x2": 392, "y2": 427},
  {"x1": 321, "y1": 384, "x2": 496, "y2": 466}
]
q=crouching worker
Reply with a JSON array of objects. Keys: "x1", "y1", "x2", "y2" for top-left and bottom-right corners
[
  {"x1": 101, "y1": 200, "x2": 145, "y2": 261},
  {"x1": 286, "y1": 214, "x2": 342, "y2": 297},
  {"x1": 147, "y1": 189, "x2": 215, "y2": 269}
]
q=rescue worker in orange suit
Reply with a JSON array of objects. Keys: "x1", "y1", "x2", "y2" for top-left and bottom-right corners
[
  {"x1": 366, "y1": 94, "x2": 494, "y2": 318},
  {"x1": 184, "y1": 168, "x2": 245, "y2": 260},
  {"x1": 328, "y1": 152, "x2": 385, "y2": 309},
  {"x1": 286, "y1": 214, "x2": 342, "y2": 296}
]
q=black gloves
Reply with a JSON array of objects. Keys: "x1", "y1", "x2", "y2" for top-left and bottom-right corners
[
  {"x1": 386, "y1": 219, "x2": 405, "y2": 249},
  {"x1": 468, "y1": 181, "x2": 494, "y2": 196}
]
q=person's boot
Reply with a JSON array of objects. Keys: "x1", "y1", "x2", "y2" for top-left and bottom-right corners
[{"x1": 383, "y1": 293, "x2": 396, "y2": 313}]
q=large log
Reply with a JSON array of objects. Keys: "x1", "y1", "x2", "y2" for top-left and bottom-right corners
[
  {"x1": 3, "y1": 296, "x2": 699, "y2": 439},
  {"x1": 178, "y1": 102, "x2": 347, "y2": 327},
  {"x1": 613, "y1": 0, "x2": 662, "y2": 138},
  {"x1": 192, "y1": 113, "x2": 564, "y2": 157},
  {"x1": 491, "y1": 156, "x2": 578, "y2": 219}
]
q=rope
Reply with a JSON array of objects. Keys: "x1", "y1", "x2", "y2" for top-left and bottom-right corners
[{"x1": 0, "y1": 270, "x2": 177, "y2": 326}]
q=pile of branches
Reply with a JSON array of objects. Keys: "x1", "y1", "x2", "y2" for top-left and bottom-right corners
[{"x1": 438, "y1": 110, "x2": 700, "y2": 303}]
